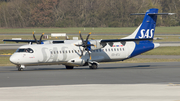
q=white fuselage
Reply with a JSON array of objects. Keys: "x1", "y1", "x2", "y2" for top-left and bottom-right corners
[{"x1": 10, "y1": 40, "x2": 140, "y2": 67}]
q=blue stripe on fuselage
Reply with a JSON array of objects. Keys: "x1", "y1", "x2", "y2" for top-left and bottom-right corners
[{"x1": 129, "y1": 41, "x2": 154, "y2": 58}]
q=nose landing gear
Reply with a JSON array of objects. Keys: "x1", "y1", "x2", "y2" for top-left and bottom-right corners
[{"x1": 16, "y1": 65, "x2": 25, "y2": 71}]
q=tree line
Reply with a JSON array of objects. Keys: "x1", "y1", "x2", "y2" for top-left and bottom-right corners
[{"x1": 0, "y1": 0, "x2": 179, "y2": 28}]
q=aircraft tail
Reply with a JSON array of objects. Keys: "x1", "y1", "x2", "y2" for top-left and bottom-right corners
[
  {"x1": 126, "y1": 8, "x2": 175, "y2": 58},
  {"x1": 124, "y1": 8, "x2": 158, "y2": 39}
]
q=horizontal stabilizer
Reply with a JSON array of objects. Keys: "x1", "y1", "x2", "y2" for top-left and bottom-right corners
[{"x1": 131, "y1": 13, "x2": 175, "y2": 15}]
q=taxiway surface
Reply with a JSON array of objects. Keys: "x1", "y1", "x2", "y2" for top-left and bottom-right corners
[
  {"x1": 0, "y1": 62, "x2": 180, "y2": 87},
  {"x1": 1, "y1": 62, "x2": 180, "y2": 101}
]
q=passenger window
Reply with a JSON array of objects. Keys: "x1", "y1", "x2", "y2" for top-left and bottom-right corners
[
  {"x1": 114, "y1": 48, "x2": 116, "y2": 51},
  {"x1": 69, "y1": 50, "x2": 71, "y2": 53}
]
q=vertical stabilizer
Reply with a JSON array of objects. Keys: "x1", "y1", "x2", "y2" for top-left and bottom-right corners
[{"x1": 123, "y1": 8, "x2": 158, "y2": 39}]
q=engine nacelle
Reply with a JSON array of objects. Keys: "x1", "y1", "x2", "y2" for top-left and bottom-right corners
[
  {"x1": 89, "y1": 40, "x2": 107, "y2": 50},
  {"x1": 67, "y1": 58, "x2": 86, "y2": 66}
]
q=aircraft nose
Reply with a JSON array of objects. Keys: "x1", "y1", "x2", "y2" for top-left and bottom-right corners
[{"x1": 10, "y1": 55, "x2": 19, "y2": 64}]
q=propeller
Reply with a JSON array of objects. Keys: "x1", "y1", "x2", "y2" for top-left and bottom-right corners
[
  {"x1": 75, "y1": 31, "x2": 94, "y2": 60},
  {"x1": 32, "y1": 32, "x2": 44, "y2": 44}
]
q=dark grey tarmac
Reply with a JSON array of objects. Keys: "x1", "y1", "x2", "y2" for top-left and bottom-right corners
[{"x1": 0, "y1": 62, "x2": 180, "y2": 87}]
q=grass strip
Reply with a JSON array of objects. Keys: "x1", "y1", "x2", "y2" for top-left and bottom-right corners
[
  {"x1": 142, "y1": 46, "x2": 180, "y2": 55},
  {"x1": 0, "y1": 49, "x2": 16, "y2": 55},
  {"x1": 0, "y1": 56, "x2": 14, "y2": 66},
  {"x1": 0, "y1": 26, "x2": 180, "y2": 34}
]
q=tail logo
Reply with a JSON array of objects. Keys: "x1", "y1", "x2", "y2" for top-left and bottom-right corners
[{"x1": 139, "y1": 29, "x2": 154, "y2": 38}]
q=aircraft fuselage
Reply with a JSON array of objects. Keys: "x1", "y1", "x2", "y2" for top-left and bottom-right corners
[{"x1": 10, "y1": 40, "x2": 158, "y2": 67}]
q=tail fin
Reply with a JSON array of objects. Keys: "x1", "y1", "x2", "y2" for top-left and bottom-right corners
[{"x1": 124, "y1": 8, "x2": 158, "y2": 39}]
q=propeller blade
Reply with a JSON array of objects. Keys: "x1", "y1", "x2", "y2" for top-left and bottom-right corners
[
  {"x1": 85, "y1": 32, "x2": 91, "y2": 44},
  {"x1": 32, "y1": 32, "x2": 38, "y2": 44},
  {"x1": 79, "y1": 48, "x2": 84, "y2": 58},
  {"x1": 79, "y1": 31, "x2": 84, "y2": 43},
  {"x1": 86, "y1": 44, "x2": 95, "y2": 46},
  {"x1": 75, "y1": 44, "x2": 82, "y2": 46},
  {"x1": 39, "y1": 33, "x2": 44, "y2": 44}
]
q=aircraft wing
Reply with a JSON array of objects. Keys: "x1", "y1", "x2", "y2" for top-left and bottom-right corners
[
  {"x1": 3, "y1": 38, "x2": 153, "y2": 44},
  {"x1": 3, "y1": 39, "x2": 64, "y2": 44},
  {"x1": 3, "y1": 39, "x2": 37, "y2": 43},
  {"x1": 100, "y1": 38, "x2": 153, "y2": 42}
]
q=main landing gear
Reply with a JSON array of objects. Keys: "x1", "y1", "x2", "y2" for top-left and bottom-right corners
[
  {"x1": 89, "y1": 62, "x2": 98, "y2": 69},
  {"x1": 65, "y1": 62, "x2": 98, "y2": 70},
  {"x1": 16, "y1": 65, "x2": 25, "y2": 71}
]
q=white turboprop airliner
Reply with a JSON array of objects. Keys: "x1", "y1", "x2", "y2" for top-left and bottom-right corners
[{"x1": 4, "y1": 8, "x2": 175, "y2": 71}]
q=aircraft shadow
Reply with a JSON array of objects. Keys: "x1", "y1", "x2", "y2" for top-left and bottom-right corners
[{"x1": 16, "y1": 64, "x2": 156, "y2": 71}]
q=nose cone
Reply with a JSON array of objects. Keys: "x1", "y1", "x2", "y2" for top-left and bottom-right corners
[{"x1": 10, "y1": 55, "x2": 19, "y2": 64}]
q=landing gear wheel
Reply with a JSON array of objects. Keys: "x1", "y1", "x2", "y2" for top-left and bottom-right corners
[
  {"x1": 65, "y1": 66, "x2": 74, "y2": 69},
  {"x1": 89, "y1": 63, "x2": 98, "y2": 69},
  {"x1": 16, "y1": 65, "x2": 25, "y2": 71},
  {"x1": 18, "y1": 68, "x2": 23, "y2": 71}
]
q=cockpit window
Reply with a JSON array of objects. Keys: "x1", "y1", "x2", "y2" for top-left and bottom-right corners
[{"x1": 16, "y1": 48, "x2": 34, "y2": 53}]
